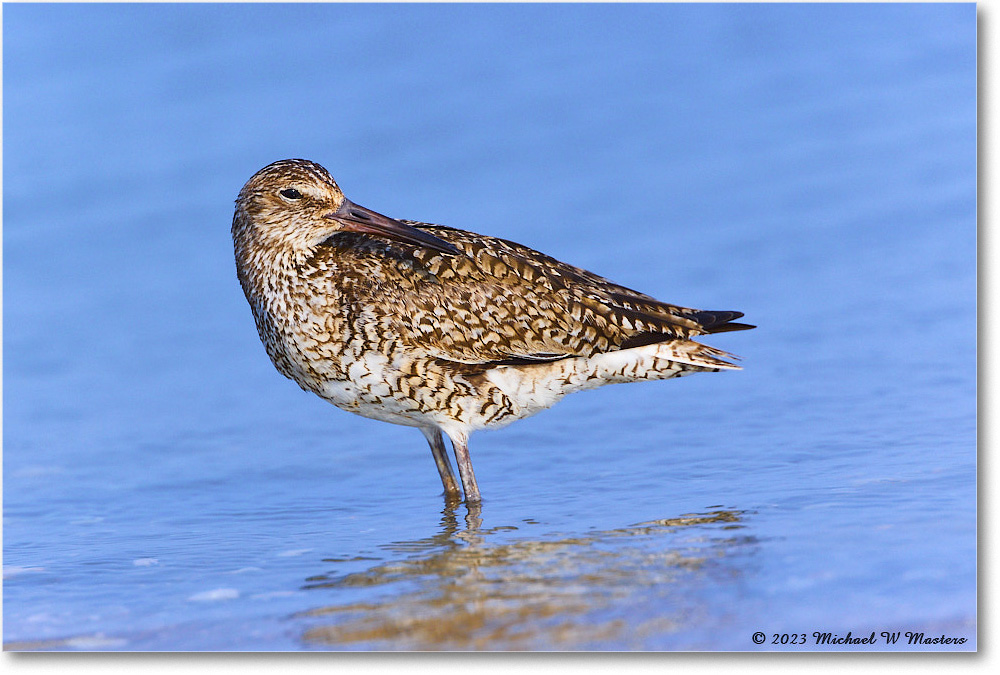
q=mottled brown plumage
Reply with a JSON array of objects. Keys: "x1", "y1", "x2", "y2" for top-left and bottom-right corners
[{"x1": 233, "y1": 159, "x2": 753, "y2": 503}]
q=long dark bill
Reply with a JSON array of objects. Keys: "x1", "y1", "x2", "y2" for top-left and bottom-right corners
[{"x1": 325, "y1": 199, "x2": 460, "y2": 255}]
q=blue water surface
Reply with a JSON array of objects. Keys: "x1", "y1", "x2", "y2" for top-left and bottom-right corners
[{"x1": 3, "y1": 3, "x2": 976, "y2": 651}]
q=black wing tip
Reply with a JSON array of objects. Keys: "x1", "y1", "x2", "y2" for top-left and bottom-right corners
[
  {"x1": 706, "y1": 321, "x2": 756, "y2": 334},
  {"x1": 692, "y1": 310, "x2": 755, "y2": 334}
]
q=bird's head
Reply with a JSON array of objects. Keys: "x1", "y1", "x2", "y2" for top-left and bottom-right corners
[{"x1": 232, "y1": 159, "x2": 459, "y2": 254}]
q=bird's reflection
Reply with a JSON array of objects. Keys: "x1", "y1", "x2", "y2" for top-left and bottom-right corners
[{"x1": 297, "y1": 504, "x2": 755, "y2": 650}]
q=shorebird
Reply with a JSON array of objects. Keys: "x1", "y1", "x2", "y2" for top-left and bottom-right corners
[{"x1": 233, "y1": 159, "x2": 753, "y2": 504}]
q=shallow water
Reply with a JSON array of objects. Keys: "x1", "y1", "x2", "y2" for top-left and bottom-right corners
[{"x1": 3, "y1": 3, "x2": 976, "y2": 651}]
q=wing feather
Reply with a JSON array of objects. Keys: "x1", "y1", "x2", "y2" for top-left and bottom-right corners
[{"x1": 316, "y1": 223, "x2": 751, "y2": 366}]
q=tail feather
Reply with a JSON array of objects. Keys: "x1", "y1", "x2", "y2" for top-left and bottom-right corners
[{"x1": 657, "y1": 340, "x2": 743, "y2": 371}]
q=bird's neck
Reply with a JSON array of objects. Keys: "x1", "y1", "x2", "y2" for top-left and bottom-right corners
[{"x1": 235, "y1": 236, "x2": 307, "y2": 310}]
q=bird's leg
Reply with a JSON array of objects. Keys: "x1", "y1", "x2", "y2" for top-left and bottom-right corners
[
  {"x1": 421, "y1": 428, "x2": 461, "y2": 500},
  {"x1": 448, "y1": 431, "x2": 482, "y2": 504}
]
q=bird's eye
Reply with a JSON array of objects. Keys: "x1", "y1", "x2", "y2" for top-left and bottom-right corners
[{"x1": 280, "y1": 188, "x2": 303, "y2": 200}]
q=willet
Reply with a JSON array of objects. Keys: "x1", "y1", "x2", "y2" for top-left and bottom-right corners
[{"x1": 232, "y1": 159, "x2": 753, "y2": 503}]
